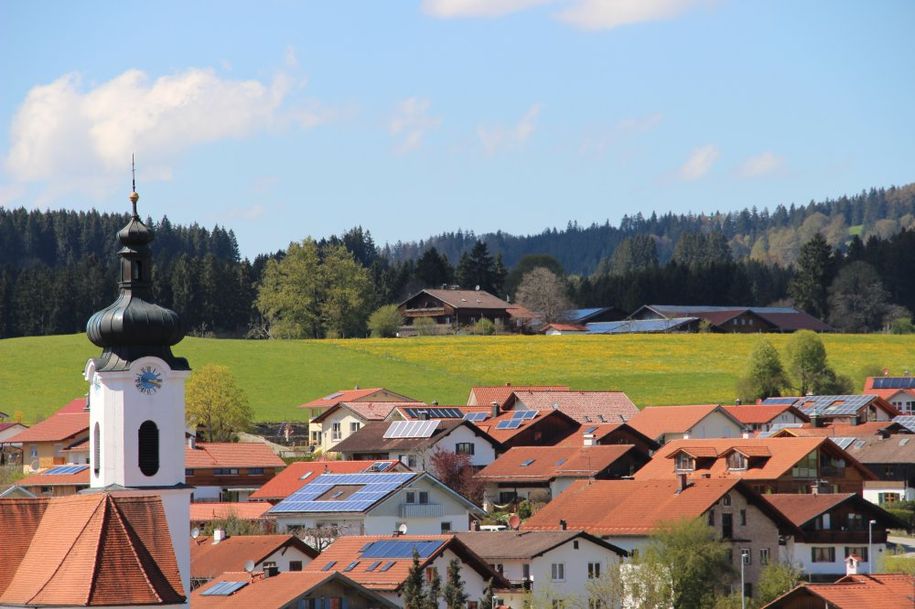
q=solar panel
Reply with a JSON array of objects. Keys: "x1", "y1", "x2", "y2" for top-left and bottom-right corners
[
  {"x1": 405, "y1": 408, "x2": 462, "y2": 419},
  {"x1": 511, "y1": 410, "x2": 537, "y2": 420},
  {"x1": 45, "y1": 465, "x2": 89, "y2": 475},
  {"x1": 201, "y1": 581, "x2": 248, "y2": 596},
  {"x1": 344, "y1": 560, "x2": 360, "y2": 572},
  {"x1": 383, "y1": 420, "x2": 440, "y2": 439},
  {"x1": 796, "y1": 395, "x2": 876, "y2": 417},
  {"x1": 894, "y1": 415, "x2": 915, "y2": 433},
  {"x1": 380, "y1": 561, "x2": 396, "y2": 572},
  {"x1": 270, "y1": 472, "x2": 416, "y2": 514},
  {"x1": 874, "y1": 377, "x2": 915, "y2": 389},
  {"x1": 496, "y1": 420, "x2": 522, "y2": 430},
  {"x1": 322, "y1": 392, "x2": 344, "y2": 400},
  {"x1": 365, "y1": 560, "x2": 382, "y2": 572},
  {"x1": 361, "y1": 539, "x2": 444, "y2": 559},
  {"x1": 321, "y1": 561, "x2": 337, "y2": 571},
  {"x1": 463, "y1": 412, "x2": 489, "y2": 422},
  {"x1": 520, "y1": 459, "x2": 535, "y2": 467},
  {"x1": 364, "y1": 461, "x2": 390, "y2": 472}
]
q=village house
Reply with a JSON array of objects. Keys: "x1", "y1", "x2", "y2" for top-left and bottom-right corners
[
  {"x1": 473, "y1": 408, "x2": 581, "y2": 451},
  {"x1": 302, "y1": 535, "x2": 507, "y2": 608},
  {"x1": 190, "y1": 533, "x2": 318, "y2": 589},
  {"x1": 554, "y1": 422, "x2": 660, "y2": 454},
  {"x1": 398, "y1": 288, "x2": 515, "y2": 329},
  {"x1": 189, "y1": 502, "x2": 274, "y2": 532},
  {"x1": 331, "y1": 419, "x2": 500, "y2": 471},
  {"x1": 0, "y1": 418, "x2": 27, "y2": 466},
  {"x1": 723, "y1": 404, "x2": 809, "y2": 433},
  {"x1": 16, "y1": 464, "x2": 90, "y2": 497},
  {"x1": 761, "y1": 394, "x2": 899, "y2": 426},
  {"x1": 455, "y1": 530, "x2": 628, "y2": 608},
  {"x1": 466, "y1": 385, "x2": 569, "y2": 410},
  {"x1": 309, "y1": 402, "x2": 424, "y2": 453},
  {"x1": 474, "y1": 445, "x2": 650, "y2": 509},
  {"x1": 185, "y1": 440, "x2": 286, "y2": 502},
  {"x1": 626, "y1": 404, "x2": 746, "y2": 445},
  {"x1": 297, "y1": 387, "x2": 420, "y2": 422},
  {"x1": 766, "y1": 420, "x2": 906, "y2": 440},
  {"x1": 628, "y1": 304, "x2": 831, "y2": 333},
  {"x1": 522, "y1": 478, "x2": 796, "y2": 600},
  {"x1": 862, "y1": 375, "x2": 915, "y2": 415},
  {"x1": 268, "y1": 471, "x2": 484, "y2": 537},
  {"x1": 760, "y1": 493, "x2": 903, "y2": 581},
  {"x1": 846, "y1": 434, "x2": 915, "y2": 504},
  {"x1": 191, "y1": 571, "x2": 400, "y2": 609},
  {"x1": 759, "y1": 574, "x2": 915, "y2": 609},
  {"x1": 7, "y1": 397, "x2": 89, "y2": 473},
  {"x1": 633, "y1": 437, "x2": 875, "y2": 495},
  {"x1": 505, "y1": 390, "x2": 639, "y2": 424},
  {"x1": 249, "y1": 460, "x2": 407, "y2": 504}
]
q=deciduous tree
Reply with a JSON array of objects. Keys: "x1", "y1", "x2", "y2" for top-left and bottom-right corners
[
  {"x1": 515, "y1": 267, "x2": 572, "y2": 323},
  {"x1": 368, "y1": 304, "x2": 403, "y2": 338},
  {"x1": 737, "y1": 339, "x2": 789, "y2": 401},
  {"x1": 185, "y1": 363, "x2": 253, "y2": 442}
]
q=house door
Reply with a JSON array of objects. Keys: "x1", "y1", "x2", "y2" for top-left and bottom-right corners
[{"x1": 722, "y1": 513, "x2": 733, "y2": 539}]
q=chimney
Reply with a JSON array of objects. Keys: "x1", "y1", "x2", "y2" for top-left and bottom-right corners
[
  {"x1": 431, "y1": 400, "x2": 438, "y2": 406},
  {"x1": 583, "y1": 433, "x2": 596, "y2": 447},
  {"x1": 419, "y1": 411, "x2": 430, "y2": 421},
  {"x1": 810, "y1": 482, "x2": 819, "y2": 495},
  {"x1": 742, "y1": 429, "x2": 750, "y2": 439},
  {"x1": 188, "y1": 433, "x2": 197, "y2": 449},
  {"x1": 810, "y1": 411, "x2": 821, "y2": 428},
  {"x1": 264, "y1": 565, "x2": 279, "y2": 578},
  {"x1": 735, "y1": 398, "x2": 742, "y2": 405},
  {"x1": 491, "y1": 401, "x2": 500, "y2": 418},
  {"x1": 212, "y1": 528, "x2": 226, "y2": 544},
  {"x1": 676, "y1": 473, "x2": 690, "y2": 493},
  {"x1": 559, "y1": 519, "x2": 567, "y2": 531}
]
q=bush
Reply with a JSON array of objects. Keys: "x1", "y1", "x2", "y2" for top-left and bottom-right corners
[
  {"x1": 890, "y1": 317, "x2": 915, "y2": 334},
  {"x1": 473, "y1": 318, "x2": 495, "y2": 335},
  {"x1": 413, "y1": 317, "x2": 439, "y2": 336},
  {"x1": 368, "y1": 304, "x2": 403, "y2": 338}
]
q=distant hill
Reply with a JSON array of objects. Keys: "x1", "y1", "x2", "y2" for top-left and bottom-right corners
[{"x1": 382, "y1": 184, "x2": 915, "y2": 275}]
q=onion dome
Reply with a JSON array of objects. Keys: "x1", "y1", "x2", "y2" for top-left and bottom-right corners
[{"x1": 86, "y1": 189, "x2": 189, "y2": 372}]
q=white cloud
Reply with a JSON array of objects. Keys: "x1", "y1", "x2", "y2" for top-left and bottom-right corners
[
  {"x1": 5, "y1": 66, "x2": 324, "y2": 199},
  {"x1": 557, "y1": 0, "x2": 706, "y2": 30},
  {"x1": 422, "y1": 0, "x2": 551, "y2": 18},
  {"x1": 678, "y1": 144, "x2": 719, "y2": 180},
  {"x1": 737, "y1": 151, "x2": 784, "y2": 178},
  {"x1": 616, "y1": 112, "x2": 663, "y2": 133},
  {"x1": 478, "y1": 104, "x2": 541, "y2": 155},
  {"x1": 389, "y1": 97, "x2": 441, "y2": 153}
]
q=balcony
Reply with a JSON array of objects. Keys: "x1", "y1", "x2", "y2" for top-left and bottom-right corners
[
  {"x1": 400, "y1": 503, "x2": 444, "y2": 518},
  {"x1": 801, "y1": 529, "x2": 887, "y2": 544}
]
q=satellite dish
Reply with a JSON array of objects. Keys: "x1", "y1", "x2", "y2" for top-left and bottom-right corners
[
  {"x1": 244, "y1": 560, "x2": 256, "y2": 573},
  {"x1": 30, "y1": 460, "x2": 40, "y2": 473},
  {"x1": 191, "y1": 527, "x2": 200, "y2": 539},
  {"x1": 398, "y1": 523, "x2": 408, "y2": 535},
  {"x1": 508, "y1": 514, "x2": 521, "y2": 530}
]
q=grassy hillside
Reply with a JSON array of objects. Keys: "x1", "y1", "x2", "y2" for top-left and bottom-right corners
[{"x1": 1, "y1": 333, "x2": 913, "y2": 424}]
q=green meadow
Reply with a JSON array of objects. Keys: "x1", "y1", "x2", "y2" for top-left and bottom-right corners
[{"x1": 1, "y1": 333, "x2": 913, "y2": 424}]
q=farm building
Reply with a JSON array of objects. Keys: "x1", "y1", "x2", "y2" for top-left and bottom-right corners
[
  {"x1": 629, "y1": 304, "x2": 831, "y2": 333},
  {"x1": 398, "y1": 288, "x2": 515, "y2": 329}
]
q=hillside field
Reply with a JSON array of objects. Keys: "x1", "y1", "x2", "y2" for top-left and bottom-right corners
[{"x1": 1, "y1": 333, "x2": 913, "y2": 424}]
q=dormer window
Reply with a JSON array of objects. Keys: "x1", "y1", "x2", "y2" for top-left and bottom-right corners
[
  {"x1": 676, "y1": 453, "x2": 695, "y2": 471},
  {"x1": 727, "y1": 452, "x2": 748, "y2": 471}
]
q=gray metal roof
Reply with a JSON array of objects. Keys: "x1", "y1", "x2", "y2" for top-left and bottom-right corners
[
  {"x1": 585, "y1": 317, "x2": 698, "y2": 334},
  {"x1": 792, "y1": 395, "x2": 879, "y2": 417},
  {"x1": 893, "y1": 415, "x2": 915, "y2": 433}
]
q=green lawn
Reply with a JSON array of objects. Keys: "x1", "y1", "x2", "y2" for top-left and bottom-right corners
[{"x1": 1, "y1": 333, "x2": 913, "y2": 424}]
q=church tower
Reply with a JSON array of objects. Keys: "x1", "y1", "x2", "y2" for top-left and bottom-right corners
[{"x1": 84, "y1": 182, "x2": 192, "y2": 596}]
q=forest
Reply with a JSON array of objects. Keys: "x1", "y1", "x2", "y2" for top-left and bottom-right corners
[{"x1": 0, "y1": 183, "x2": 913, "y2": 338}]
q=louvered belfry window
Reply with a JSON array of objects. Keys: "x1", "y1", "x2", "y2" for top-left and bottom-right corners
[{"x1": 138, "y1": 420, "x2": 160, "y2": 476}]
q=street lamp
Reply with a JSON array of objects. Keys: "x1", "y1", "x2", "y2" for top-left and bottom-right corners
[
  {"x1": 740, "y1": 549, "x2": 750, "y2": 609},
  {"x1": 868, "y1": 519, "x2": 877, "y2": 574}
]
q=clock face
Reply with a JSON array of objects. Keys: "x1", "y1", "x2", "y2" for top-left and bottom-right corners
[{"x1": 135, "y1": 366, "x2": 163, "y2": 395}]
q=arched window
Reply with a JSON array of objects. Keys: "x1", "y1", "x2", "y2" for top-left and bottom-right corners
[
  {"x1": 138, "y1": 420, "x2": 159, "y2": 476},
  {"x1": 93, "y1": 423, "x2": 100, "y2": 475}
]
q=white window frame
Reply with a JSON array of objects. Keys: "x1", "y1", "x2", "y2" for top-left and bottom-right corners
[{"x1": 551, "y1": 563, "x2": 565, "y2": 581}]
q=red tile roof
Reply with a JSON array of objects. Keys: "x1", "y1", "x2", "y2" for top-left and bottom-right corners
[
  {"x1": 0, "y1": 422, "x2": 26, "y2": 434},
  {"x1": 522, "y1": 478, "x2": 743, "y2": 535},
  {"x1": 190, "y1": 502, "x2": 272, "y2": 522},
  {"x1": 18, "y1": 468, "x2": 90, "y2": 488},
  {"x1": 249, "y1": 460, "x2": 403, "y2": 501},
  {"x1": 475, "y1": 445, "x2": 638, "y2": 483},
  {"x1": 774, "y1": 421, "x2": 900, "y2": 437},
  {"x1": 633, "y1": 437, "x2": 876, "y2": 482},
  {"x1": 418, "y1": 289, "x2": 512, "y2": 310},
  {"x1": 509, "y1": 390, "x2": 639, "y2": 424},
  {"x1": 312, "y1": 401, "x2": 422, "y2": 423},
  {"x1": 0, "y1": 493, "x2": 184, "y2": 606},
  {"x1": 302, "y1": 535, "x2": 504, "y2": 591},
  {"x1": 474, "y1": 409, "x2": 575, "y2": 444},
  {"x1": 543, "y1": 323, "x2": 587, "y2": 332},
  {"x1": 626, "y1": 404, "x2": 743, "y2": 440},
  {"x1": 185, "y1": 442, "x2": 285, "y2": 469},
  {"x1": 467, "y1": 385, "x2": 570, "y2": 409},
  {"x1": 554, "y1": 422, "x2": 660, "y2": 449},
  {"x1": 299, "y1": 388, "x2": 419, "y2": 410},
  {"x1": 759, "y1": 493, "x2": 852, "y2": 527},
  {"x1": 762, "y1": 574, "x2": 915, "y2": 609},
  {"x1": 192, "y1": 571, "x2": 397, "y2": 609},
  {"x1": 191, "y1": 534, "x2": 317, "y2": 579},
  {"x1": 723, "y1": 404, "x2": 809, "y2": 425},
  {"x1": 8, "y1": 398, "x2": 89, "y2": 443}
]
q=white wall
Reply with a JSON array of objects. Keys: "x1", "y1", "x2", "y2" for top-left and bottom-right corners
[
  {"x1": 378, "y1": 547, "x2": 490, "y2": 609},
  {"x1": 424, "y1": 425, "x2": 497, "y2": 469},
  {"x1": 314, "y1": 410, "x2": 367, "y2": 453},
  {"x1": 863, "y1": 485, "x2": 915, "y2": 504},
  {"x1": 664, "y1": 411, "x2": 742, "y2": 443},
  {"x1": 787, "y1": 540, "x2": 887, "y2": 577}
]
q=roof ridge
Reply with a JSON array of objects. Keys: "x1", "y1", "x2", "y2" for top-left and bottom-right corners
[
  {"x1": 25, "y1": 494, "x2": 105, "y2": 605},
  {"x1": 103, "y1": 495, "x2": 162, "y2": 604}
]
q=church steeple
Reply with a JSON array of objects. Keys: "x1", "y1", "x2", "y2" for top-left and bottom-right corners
[{"x1": 86, "y1": 166, "x2": 188, "y2": 372}]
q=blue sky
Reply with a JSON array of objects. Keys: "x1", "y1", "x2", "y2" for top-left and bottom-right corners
[{"x1": 1, "y1": 1, "x2": 914, "y2": 259}]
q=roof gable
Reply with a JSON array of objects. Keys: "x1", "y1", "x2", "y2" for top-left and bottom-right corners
[
  {"x1": 191, "y1": 534, "x2": 318, "y2": 579},
  {"x1": 456, "y1": 530, "x2": 627, "y2": 560},
  {"x1": 8, "y1": 398, "x2": 89, "y2": 444},
  {"x1": 475, "y1": 445, "x2": 638, "y2": 482},
  {"x1": 249, "y1": 460, "x2": 403, "y2": 501},
  {"x1": 626, "y1": 404, "x2": 744, "y2": 440},
  {"x1": 185, "y1": 442, "x2": 285, "y2": 469},
  {"x1": 509, "y1": 391, "x2": 639, "y2": 424}
]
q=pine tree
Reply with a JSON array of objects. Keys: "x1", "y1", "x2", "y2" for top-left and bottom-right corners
[
  {"x1": 443, "y1": 558, "x2": 468, "y2": 609},
  {"x1": 789, "y1": 234, "x2": 835, "y2": 319},
  {"x1": 402, "y1": 549, "x2": 427, "y2": 609}
]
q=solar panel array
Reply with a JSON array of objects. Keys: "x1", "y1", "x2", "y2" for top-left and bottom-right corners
[
  {"x1": 363, "y1": 461, "x2": 391, "y2": 472},
  {"x1": 463, "y1": 412, "x2": 490, "y2": 422},
  {"x1": 383, "y1": 420, "x2": 440, "y2": 439},
  {"x1": 757, "y1": 422, "x2": 804, "y2": 438},
  {"x1": 360, "y1": 539, "x2": 444, "y2": 559},
  {"x1": 496, "y1": 420, "x2": 522, "y2": 430},
  {"x1": 585, "y1": 317, "x2": 698, "y2": 334},
  {"x1": 270, "y1": 472, "x2": 415, "y2": 514},
  {"x1": 761, "y1": 397, "x2": 801, "y2": 405},
  {"x1": 403, "y1": 407, "x2": 464, "y2": 419},
  {"x1": 893, "y1": 415, "x2": 915, "y2": 433},
  {"x1": 45, "y1": 465, "x2": 89, "y2": 475},
  {"x1": 796, "y1": 395, "x2": 876, "y2": 416},
  {"x1": 873, "y1": 377, "x2": 915, "y2": 389},
  {"x1": 512, "y1": 410, "x2": 538, "y2": 420},
  {"x1": 829, "y1": 437, "x2": 856, "y2": 450},
  {"x1": 201, "y1": 581, "x2": 248, "y2": 596}
]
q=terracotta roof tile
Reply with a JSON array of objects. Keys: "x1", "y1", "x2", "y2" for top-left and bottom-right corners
[
  {"x1": 299, "y1": 388, "x2": 419, "y2": 410},
  {"x1": 191, "y1": 534, "x2": 317, "y2": 579},
  {"x1": 764, "y1": 574, "x2": 915, "y2": 609},
  {"x1": 0, "y1": 493, "x2": 184, "y2": 606},
  {"x1": 249, "y1": 460, "x2": 403, "y2": 501},
  {"x1": 759, "y1": 493, "x2": 852, "y2": 526},
  {"x1": 333, "y1": 420, "x2": 498, "y2": 454},
  {"x1": 776, "y1": 421, "x2": 899, "y2": 437},
  {"x1": 626, "y1": 404, "x2": 738, "y2": 440},
  {"x1": 474, "y1": 409, "x2": 575, "y2": 443},
  {"x1": 190, "y1": 502, "x2": 272, "y2": 522},
  {"x1": 467, "y1": 386, "x2": 569, "y2": 409},
  {"x1": 18, "y1": 468, "x2": 90, "y2": 488},
  {"x1": 419, "y1": 289, "x2": 511, "y2": 310},
  {"x1": 522, "y1": 478, "x2": 741, "y2": 535},
  {"x1": 8, "y1": 398, "x2": 89, "y2": 443},
  {"x1": 185, "y1": 442, "x2": 285, "y2": 469},
  {"x1": 510, "y1": 391, "x2": 638, "y2": 424},
  {"x1": 456, "y1": 531, "x2": 626, "y2": 560},
  {"x1": 723, "y1": 405, "x2": 810, "y2": 425},
  {"x1": 475, "y1": 445, "x2": 637, "y2": 482}
]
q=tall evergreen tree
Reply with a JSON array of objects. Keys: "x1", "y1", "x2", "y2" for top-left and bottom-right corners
[
  {"x1": 415, "y1": 247, "x2": 454, "y2": 288},
  {"x1": 402, "y1": 549, "x2": 426, "y2": 609},
  {"x1": 788, "y1": 234, "x2": 835, "y2": 319},
  {"x1": 443, "y1": 559, "x2": 468, "y2": 609}
]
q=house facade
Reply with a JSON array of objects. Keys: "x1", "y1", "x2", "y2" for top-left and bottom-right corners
[
  {"x1": 863, "y1": 375, "x2": 915, "y2": 415},
  {"x1": 626, "y1": 404, "x2": 746, "y2": 445},
  {"x1": 186, "y1": 441, "x2": 286, "y2": 502},
  {"x1": 190, "y1": 534, "x2": 318, "y2": 589},
  {"x1": 309, "y1": 402, "x2": 421, "y2": 453},
  {"x1": 398, "y1": 288, "x2": 514, "y2": 329},
  {"x1": 7, "y1": 398, "x2": 89, "y2": 473},
  {"x1": 629, "y1": 304, "x2": 831, "y2": 333}
]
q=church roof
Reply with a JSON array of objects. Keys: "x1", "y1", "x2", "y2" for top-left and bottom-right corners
[{"x1": 0, "y1": 493, "x2": 185, "y2": 606}]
